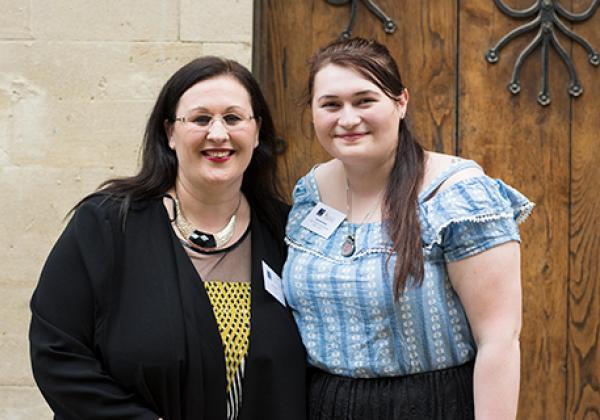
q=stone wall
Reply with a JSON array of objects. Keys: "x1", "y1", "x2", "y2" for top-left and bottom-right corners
[{"x1": 0, "y1": 1, "x2": 254, "y2": 417}]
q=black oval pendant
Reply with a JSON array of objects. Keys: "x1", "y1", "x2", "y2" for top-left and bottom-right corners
[{"x1": 341, "y1": 235, "x2": 355, "y2": 257}]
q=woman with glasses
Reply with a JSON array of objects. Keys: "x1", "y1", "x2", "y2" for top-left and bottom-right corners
[
  {"x1": 30, "y1": 57, "x2": 306, "y2": 420},
  {"x1": 282, "y1": 37, "x2": 533, "y2": 419}
]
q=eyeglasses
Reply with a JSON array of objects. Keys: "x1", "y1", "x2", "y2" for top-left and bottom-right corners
[{"x1": 172, "y1": 112, "x2": 256, "y2": 133}]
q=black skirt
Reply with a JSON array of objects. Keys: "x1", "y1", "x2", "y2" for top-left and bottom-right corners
[{"x1": 308, "y1": 361, "x2": 474, "y2": 420}]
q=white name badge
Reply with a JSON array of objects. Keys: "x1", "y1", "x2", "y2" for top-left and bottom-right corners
[
  {"x1": 300, "y1": 202, "x2": 346, "y2": 239},
  {"x1": 262, "y1": 261, "x2": 286, "y2": 307}
]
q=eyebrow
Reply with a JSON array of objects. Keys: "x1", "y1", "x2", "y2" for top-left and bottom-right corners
[
  {"x1": 316, "y1": 90, "x2": 382, "y2": 101},
  {"x1": 188, "y1": 105, "x2": 248, "y2": 113}
]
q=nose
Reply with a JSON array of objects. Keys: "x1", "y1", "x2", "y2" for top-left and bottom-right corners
[
  {"x1": 205, "y1": 118, "x2": 229, "y2": 141},
  {"x1": 337, "y1": 105, "x2": 361, "y2": 127}
]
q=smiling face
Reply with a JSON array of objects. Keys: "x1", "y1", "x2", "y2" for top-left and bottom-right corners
[
  {"x1": 167, "y1": 75, "x2": 259, "y2": 190},
  {"x1": 311, "y1": 64, "x2": 407, "y2": 168}
]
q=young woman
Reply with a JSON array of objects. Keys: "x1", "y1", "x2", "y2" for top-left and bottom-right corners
[
  {"x1": 282, "y1": 37, "x2": 533, "y2": 419},
  {"x1": 30, "y1": 57, "x2": 306, "y2": 420}
]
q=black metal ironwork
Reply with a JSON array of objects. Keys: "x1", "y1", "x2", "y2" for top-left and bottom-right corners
[
  {"x1": 326, "y1": 0, "x2": 397, "y2": 39},
  {"x1": 485, "y1": 0, "x2": 599, "y2": 106}
]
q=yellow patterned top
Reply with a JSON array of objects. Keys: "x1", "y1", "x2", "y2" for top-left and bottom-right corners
[{"x1": 204, "y1": 281, "x2": 251, "y2": 395}]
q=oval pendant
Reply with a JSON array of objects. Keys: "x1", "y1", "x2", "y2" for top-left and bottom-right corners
[{"x1": 341, "y1": 235, "x2": 355, "y2": 257}]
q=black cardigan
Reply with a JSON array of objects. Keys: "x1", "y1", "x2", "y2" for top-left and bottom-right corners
[{"x1": 30, "y1": 196, "x2": 307, "y2": 420}]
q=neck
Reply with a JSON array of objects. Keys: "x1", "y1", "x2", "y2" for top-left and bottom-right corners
[
  {"x1": 173, "y1": 177, "x2": 244, "y2": 231},
  {"x1": 340, "y1": 159, "x2": 391, "y2": 198},
  {"x1": 337, "y1": 160, "x2": 389, "y2": 224}
]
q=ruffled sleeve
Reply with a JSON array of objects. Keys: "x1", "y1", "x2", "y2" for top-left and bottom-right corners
[
  {"x1": 291, "y1": 173, "x2": 314, "y2": 206},
  {"x1": 419, "y1": 176, "x2": 534, "y2": 262},
  {"x1": 286, "y1": 171, "x2": 319, "y2": 237}
]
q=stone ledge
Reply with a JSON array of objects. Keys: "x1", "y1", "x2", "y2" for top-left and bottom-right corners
[
  {"x1": 0, "y1": 284, "x2": 36, "y2": 386},
  {"x1": 1, "y1": 166, "x2": 135, "y2": 284},
  {"x1": 0, "y1": 386, "x2": 51, "y2": 420},
  {"x1": 30, "y1": 0, "x2": 178, "y2": 41},
  {"x1": 180, "y1": 0, "x2": 253, "y2": 43},
  {"x1": 0, "y1": 1, "x2": 31, "y2": 39},
  {"x1": 0, "y1": 42, "x2": 207, "y2": 102},
  {"x1": 202, "y1": 42, "x2": 252, "y2": 69}
]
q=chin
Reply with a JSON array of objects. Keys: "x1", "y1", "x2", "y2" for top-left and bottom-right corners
[
  {"x1": 202, "y1": 171, "x2": 244, "y2": 187},
  {"x1": 331, "y1": 146, "x2": 368, "y2": 159}
]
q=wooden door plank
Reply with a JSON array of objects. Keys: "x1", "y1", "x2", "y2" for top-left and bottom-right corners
[
  {"x1": 568, "y1": 0, "x2": 600, "y2": 417},
  {"x1": 458, "y1": 1, "x2": 569, "y2": 418},
  {"x1": 254, "y1": 0, "x2": 321, "y2": 196}
]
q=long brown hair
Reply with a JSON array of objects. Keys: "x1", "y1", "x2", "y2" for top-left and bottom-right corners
[{"x1": 307, "y1": 37, "x2": 425, "y2": 298}]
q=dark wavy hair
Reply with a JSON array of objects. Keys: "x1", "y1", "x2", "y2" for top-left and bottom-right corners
[
  {"x1": 79, "y1": 56, "x2": 284, "y2": 235},
  {"x1": 307, "y1": 38, "x2": 426, "y2": 298}
]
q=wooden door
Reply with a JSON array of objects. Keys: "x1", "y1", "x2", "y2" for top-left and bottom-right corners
[{"x1": 253, "y1": 1, "x2": 599, "y2": 418}]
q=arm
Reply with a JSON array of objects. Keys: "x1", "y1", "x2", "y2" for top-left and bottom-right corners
[
  {"x1": 30, "y1": 202, "x2": 159, "y2": 420},
  {"x1": 447, "y1": 241, "x2": 522, "y2": 420}
]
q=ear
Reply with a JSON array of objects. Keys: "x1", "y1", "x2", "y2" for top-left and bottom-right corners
[
  {"x1": 397, "y1": 88, "x2": 410, "y2": 118},
  {"x1": 164, "y1": 119, "x2": 176, "y2": 150},
  {"x1": 253, "y1": 117, "x2": 262, "y2": 149},
  {"x1": 397, "y1": 88, "x2": 409, "y2": 107}
]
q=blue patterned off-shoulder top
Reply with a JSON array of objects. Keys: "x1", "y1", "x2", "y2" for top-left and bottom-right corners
[{"x1": 282, "y1": 159, "x2": 534, "y2": 378}]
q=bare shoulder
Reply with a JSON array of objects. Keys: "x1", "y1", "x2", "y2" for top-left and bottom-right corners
[
  {"x1": 313, "y1": 159, "x2": 345, "y2": 204},
  {"x1": 314, "y1": 159, "x2": 341, "y2": 190},
  {"x1": 314, "y1": 159, "x2": 338, "y2": 181},
  {"x1": 423, "y1": 151, "x2": 485, "y2": 195}
]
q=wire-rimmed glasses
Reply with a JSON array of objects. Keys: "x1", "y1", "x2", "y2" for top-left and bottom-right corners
[{"x1": 172, "y1": 112, "x2": 256, "y2": 133}]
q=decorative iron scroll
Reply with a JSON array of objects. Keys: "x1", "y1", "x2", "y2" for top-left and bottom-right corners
[
  {"x1": 326, "y1": 0, "x2": 397, "y2": 39},
  {"x1": 485, "y1": 0, "x2": 599, "y2": 106}
]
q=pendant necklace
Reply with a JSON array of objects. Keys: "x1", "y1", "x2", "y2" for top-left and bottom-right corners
[
  {"x1": 173, "y1": 194, "x2": 242, "y2": 249},
  {"x1": 341, "y1": 179, "x2": 383, "y2": 257}
]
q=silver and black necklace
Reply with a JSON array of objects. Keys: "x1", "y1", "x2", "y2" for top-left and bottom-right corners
[
  {"x1": 173, "y1": 194, "x2": 242, "y2": 249},
  {"x1": 341, "y1": 179, "x2": 383, "y2": 257}
]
